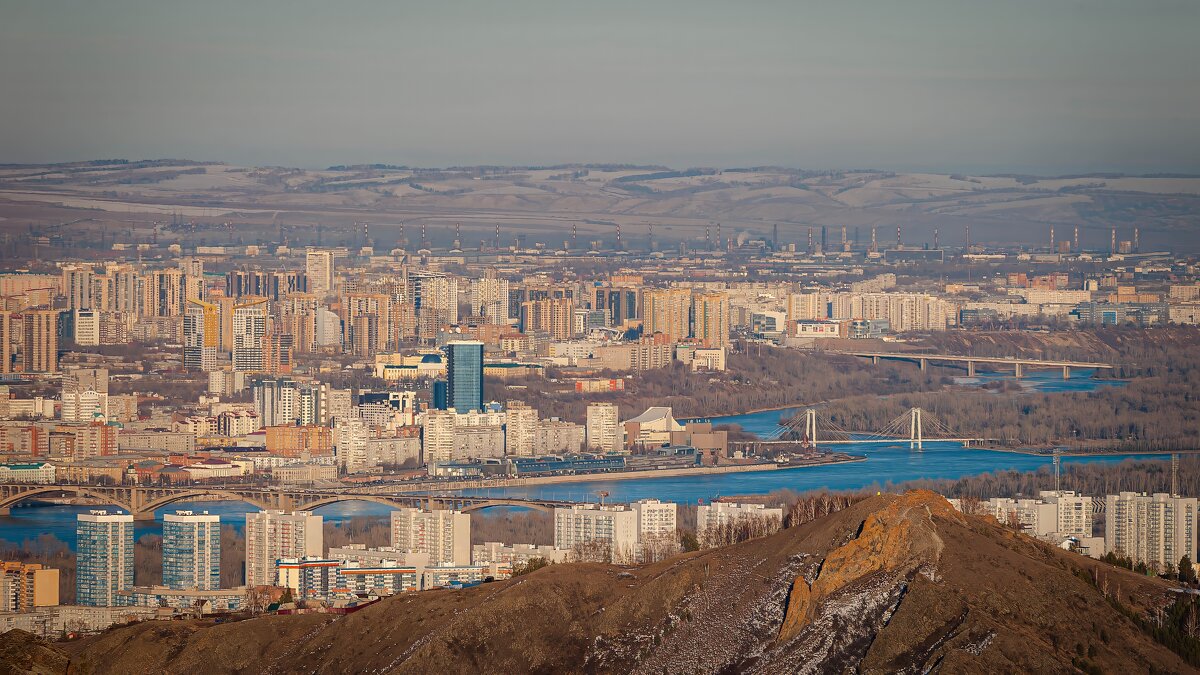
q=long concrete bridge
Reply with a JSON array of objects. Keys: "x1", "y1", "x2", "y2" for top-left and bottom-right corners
[
  {"x1": 832, "y1": 351, "x2": 1115, "y2": 379},
  {"x1": 0, "y1": 483, "x2": 574, "y2": 520}
]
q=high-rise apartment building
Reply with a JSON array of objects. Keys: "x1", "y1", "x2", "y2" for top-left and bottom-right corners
[
  {"x1": 341, "y1": 293, "x2": 389, "y2": 356},
  {"x1": 232, "y1": 298, "x2": 268, "y2": 372},
  {"x1": 1105, "y1": 492, "x2": 1198, "y2": 571},
  {"x1": 162, "y1": 511, "x2": 221, "y2": 591},
  {"x1": 553, "y1": 504, "x2": 639, "y2": 563},
  {"x1": 691, "y1": 291, "x2": 730, "y2": 348},
  {"x1": 390, "y1": 508, "x2": 472, "y2": 566},
  {"x1": 504, "y1": 402, "x2": 538, "y2": 457},
  {"x1": 586, "y1": 402, "x2": 621, "y2": 453},
  {"x1": 1042, "y1": 491, "x2": 1093, "y2": 538},
  {"x1": 519, "y1": 297, "x2": 575, "y2": 340},
  {"x1": 76, "y1": 511, "x2": 134, "y2": 606},
  {"x1": 786, "y1": 292, "x2": 825, "y2": 322},
  {"x1": 642, "y1": 288, "x2": 691, "y2": 343},
  {"x1": 0, "y1": 562, "x2": 59, "y2": 612},
  {"x1": 422, "y1": 409, "x2": 456, "y2": 465},
  {"x1": 183, "y1": 299, "x2": 220, "y2": 371},
  {"x1": 61, "y1": 263, "x2": 94, "y2": 311},
  {"x1": 144, "y1": 268, "x2": 186, "y2": 318},
  {"x1": 469, "y1": 274, "x2": 510, "y2": 325},
  {"x1": 244, "y1": 510, "x2": 323, "y2": 587},
  {"x1": 61, "y1": 367, "x2": 109, "y2": 423},
  {"x1": 334, "y1": 418, "x2": 369, "y2": 474},
  {"x1": 0, "y1": 311, "x2": 14, "y2": 374},
  {"x1": 445, "y1": 341, "x2": 484, "y2": 413},
  {"x1": 95, "y1": 263, "x2": 140, "y2": 314},
  {"x1": 22, "y1": 309, "x2": 59, "y2": 373},
  {"x1": 73, "y1": 308, "x2": 100, "y2": 345},
  {"x1": 306, "y1": 249, "x2": 335, "y2": 297},
  {"x1": 410, "y1": 272, "x2": 458, "y2": 338},
  {"x1": 631, "y1": 499, "x2": 677, "y2": 539}
]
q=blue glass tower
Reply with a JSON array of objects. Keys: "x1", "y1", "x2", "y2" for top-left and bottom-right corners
[
  {"x1": 432, "y1": 379, "x2": 448, "y2": 410},
  {"x1": 445, "y1": 341, "x2": 484, "y2": 413},
  {"x1": 163, "y1": 511, "x2": 221, "y2": 590},
  {"x1": 76, "y1": 511, "x2": 134, "y2": 606}
]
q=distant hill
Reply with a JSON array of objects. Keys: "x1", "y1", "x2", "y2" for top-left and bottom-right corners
[
  {"x1": 11, "y1": 490, "x2": 1189, "y2": 673},
  {"x1": 1, "y1": 162, "x2": 1198, "y2": 252}
]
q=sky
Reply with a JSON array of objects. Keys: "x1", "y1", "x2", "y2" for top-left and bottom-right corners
[{"x1": 2, "y1": 0, "x2": 1198, "y2": 174}]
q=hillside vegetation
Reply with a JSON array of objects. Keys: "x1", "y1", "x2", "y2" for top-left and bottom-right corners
[{"x1": 10, "y1": 491, "x2": 1192, "y2": 674}]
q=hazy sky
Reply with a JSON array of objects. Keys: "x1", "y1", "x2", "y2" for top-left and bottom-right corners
[{"x1": 2, "y1": 1, "x2": 1198, "y2": 173}]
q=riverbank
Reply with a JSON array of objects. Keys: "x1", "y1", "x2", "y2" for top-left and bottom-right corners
[
  {"x1": 393, "y1": 454, "x2": 865, "y2": 494},
  {"x1": 983, "y1": 445, "x2": 1182, "y2": 458}
]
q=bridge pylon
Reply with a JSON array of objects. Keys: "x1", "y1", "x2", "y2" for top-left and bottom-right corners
[
  {"x1": 803, "y1": 409, "x2": 818, "y2": 450},
  {"x1": 909, "y1": 407, "x2": 924, "y2": 450}
]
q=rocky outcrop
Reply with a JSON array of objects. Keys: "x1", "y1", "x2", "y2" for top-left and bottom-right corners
[
  {"x1": 53, "y1": 490, "x2": 1194, "y2": 674},
  {"x1": 779, "y1": 490, "x2": 962, "y2": 642}
]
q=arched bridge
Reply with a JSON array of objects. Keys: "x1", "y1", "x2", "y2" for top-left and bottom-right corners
[{"x1": 0, "y1": 483, "x2": 572, "y2": 520}]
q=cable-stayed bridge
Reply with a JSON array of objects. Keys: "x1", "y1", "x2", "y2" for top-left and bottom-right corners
[{"x1": 760, "y1": 407, "x2": 988, "y2": 450}]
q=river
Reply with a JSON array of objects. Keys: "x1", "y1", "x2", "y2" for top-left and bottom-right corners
[{"x1": 0, "y1": 368, "x2": 1134, "y2": 549}]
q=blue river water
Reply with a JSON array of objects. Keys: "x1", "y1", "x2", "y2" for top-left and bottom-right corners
[{"x1": 0, "y1": 368, "x2": 1134, "y2": 549}]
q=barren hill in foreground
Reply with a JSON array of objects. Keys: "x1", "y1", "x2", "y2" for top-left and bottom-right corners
[{"x1": 5, "y1": 491, "x2": 1195, "y2": 674}]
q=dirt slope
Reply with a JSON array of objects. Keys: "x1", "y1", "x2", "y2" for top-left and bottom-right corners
[{"x1": 23, "y1": 491, "x2": 1194, "y2": 674}]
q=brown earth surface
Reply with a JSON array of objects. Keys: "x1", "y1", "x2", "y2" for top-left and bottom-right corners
[{"x1": 2, "y1": 491, "x2": 1193, "y2": 674}]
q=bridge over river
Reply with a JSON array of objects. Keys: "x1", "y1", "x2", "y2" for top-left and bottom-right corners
[{"x1": 0, "y1": 484, "x2": 575, "y2": 520}]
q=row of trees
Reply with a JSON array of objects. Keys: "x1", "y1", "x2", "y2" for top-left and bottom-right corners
[
  {"x1": 891, "y1": 456, "x2": 1200, "y2": 501},
  {"x1": 697, "y1": 514, "x2": 782, "y2": 549},
  {"x1": 820, "y1": 350, "x2": 1200, "y2": 448}
]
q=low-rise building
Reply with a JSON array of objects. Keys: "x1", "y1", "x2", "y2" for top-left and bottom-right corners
[
  {"x1": 471, "y1": 542, "x2": 569, "y2": 567},
  {"x1": 116, "y1": 586, "x2": 247, "y2": 613},
  {"x1": 696, "y1": 502, "x2": 784, "y2": 546},
  {"x1": 0, "y1": 462, "x2": 55, "y2": 484}
]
